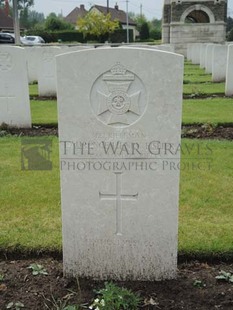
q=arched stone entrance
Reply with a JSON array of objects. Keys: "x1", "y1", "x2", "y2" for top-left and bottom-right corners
[{"x1": 162, "y1": 0, "x2": 227, "y2": 55}]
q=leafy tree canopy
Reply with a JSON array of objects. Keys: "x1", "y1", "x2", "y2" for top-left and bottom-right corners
[
  {"x1": 227, "y1": 16, "x2": 233, "y2": 32},
  {"x1": 44, "y1": 13, "x2": 74, "y2": 31},
  {"x1": 77, "y1": 11, "x2": 119, "y2": 37}
]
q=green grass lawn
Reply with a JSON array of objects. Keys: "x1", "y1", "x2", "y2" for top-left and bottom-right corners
[
  {"x1": 183, "y1": 62, "x2": 225, "y2": 94},
  {"x1": 183, "y1": 82, "x2": 225, "y2": 95},
  {"x1": 183, "y1": 98, "x2": 233, "y2": 125},
  {"x1": 29, "y1": 84, "x2": 38, "y2": 97},
  {"x1": 0, "y1": 137, "x2": 232, "y2": 255},
  {"x1": 179, "y1": 139, "x2": 233, "y2": 254},
  {"x1": 0, "y1": 136, "x2": 61, "y2": 251},
  {"x1": 31, "y1": 100, "x2": 57, "y2": 125},
  {"x1": 30, "y1": 97, "x2": 233, "y2": 126},
  {"x1": 184, "y1": 74, "x2": 212, "y2": 84}
]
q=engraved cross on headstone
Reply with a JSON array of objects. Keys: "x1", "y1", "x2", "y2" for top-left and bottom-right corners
[{"x1": 99, "y1": 172, "x2": 138, "y2": 235}]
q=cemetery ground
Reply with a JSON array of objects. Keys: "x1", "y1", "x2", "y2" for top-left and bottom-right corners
[{"x1": 0, "y1": 61, "x2": 233, "y2": 309}]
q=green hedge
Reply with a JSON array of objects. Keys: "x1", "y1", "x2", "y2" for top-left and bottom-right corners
[
  {"x1": 26, "y1": 29, "x2": 134, "y2": 43},
  {"x1": 110, "y1": 29, "x2": 133, "y2": 43},
  {"x1": 26, "y1": 30, "x2": 85, "y2": 43}
]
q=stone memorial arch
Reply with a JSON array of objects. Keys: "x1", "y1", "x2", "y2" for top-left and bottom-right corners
[{"x1": 162, "y1": 0, "x2": 228, "y2": 55}]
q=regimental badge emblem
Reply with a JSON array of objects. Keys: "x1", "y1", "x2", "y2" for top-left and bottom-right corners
[
  {"x1": 90, "y1": 63, "x2": 147, "y2": 127},
  {"x1": 0, "y1": 52, "x2": 13, "y2": 71}
]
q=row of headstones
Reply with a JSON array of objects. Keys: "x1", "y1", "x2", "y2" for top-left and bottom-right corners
[
  {"x1": 26, "y1": 44, "x2": 174, "y2": 97},
  {"x1": 0, "y1": 44, "x2": 175, "y2": 128},
  {"x1": 187, "y1": 43, "x2": 233, "y2": 96},
  {"x1": 0, "y1": 44, "x2": 184, "y2": 281}
]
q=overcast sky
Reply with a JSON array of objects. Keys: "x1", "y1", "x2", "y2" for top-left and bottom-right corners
[{"x1": 32, "y1": 0, "x2": 233, "y2": 20}]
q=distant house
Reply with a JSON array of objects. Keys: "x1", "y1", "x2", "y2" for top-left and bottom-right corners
[
  {"x1": 90, "y1": 4, "x2": 137, "y2": 40},
  {"x1": 65, "y1": 3, "x2": 137, "y2": 40},
  {"x1": 0, "y1": 8, "x2": 14, "y2": 32},
  {"x1": 64, "y1": 5, "x2": 88, "y2": 29}
]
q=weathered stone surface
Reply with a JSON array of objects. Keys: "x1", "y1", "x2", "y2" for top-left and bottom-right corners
[
  {"x1": 205, "y1": 43, "x2": 215, "y2": 74},
  {"x1": 25, "y1": 46, "x2": 41, "y2": 83},
  {"x1": 200, "y1": 43, "x2": 208, "y2": 69},
  {"x1": 191, "y1": 43, "x2": 202, "y2": 64},
  {"x1": 0, "y1": 46, "x2": 31, "y2": 127},
  {"x1": 38, "y1": 46, "x2": 61, "y2": 96},
  {"x1": 57, "y1": 48, "x2": 183, "y2": 281},
  {"x1": 162, "y1": 1, "x2": 227, "y2": 56},
  {"x1": 212, "y1": 44, "x2": 228, "y2": 82}
]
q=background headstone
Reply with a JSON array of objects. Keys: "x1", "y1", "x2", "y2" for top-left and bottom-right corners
[
  {"x1": 212, "y1": 45, "x2": 228, "y2": 82},
  {"x1": 191, "y1": 43, "x2": 201, "y2": 65},
  {"x1": 0, "y1": 46, "x2": 31, "y2": 127},
  {"x1": 57, "y1": 48, "x2": 184, "y2": 281},
  {"x1": 38, "y1": 46, "x2": 61, "y2": 96},
  {"x1": 205, "y1": 44, "x2": 215, "y2": 74},
  {"x1": 225, "y1": 44, "x2": 233, "y2": 96},
  {"x1": 200, "y1": 44, "x2": 208, "y2": 69},
  {"x1": 25, "y1": 46, "x2": 42, "y2": 83}
]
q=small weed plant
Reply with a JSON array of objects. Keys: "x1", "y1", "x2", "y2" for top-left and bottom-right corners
[
  {"x1": 0, "y1": 273, "x2": 4, "y2": 281},
  {"x1": 89, "y1": 282, "x2": 140, "y2": 310},
  {"x1": 193, "y1": 280, "x2": 206, "y2": 288},
  {"x1": 43, "y1": 293, "x2": 80, "y2": 310},
  {"x1": 28, "y1": 263, "x2": 48, "y2": 276},
  {"x1": 6, "y1": 302, "x2": 24, "y2": 310},
  {"x1": 216, "y1": 270, "x2": 233, "y2": 283}
]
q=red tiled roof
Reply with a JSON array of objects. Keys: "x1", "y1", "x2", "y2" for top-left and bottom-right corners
[
  {"x1": 64, "y1": 5, "x2": 87, "y2": 25},
  {"x1": 92, "y1": 5, "x2": 136, "y2": 26},
  {"x1": 0, "y1": 8, "x2": 13, "y2": 29}
]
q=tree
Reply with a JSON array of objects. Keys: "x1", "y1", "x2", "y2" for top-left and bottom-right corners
[
  {"x1": 228, "y1": 27, "x2": 233, "y2": 41},
  {"x1": 44, "y1": 13, "x2": 74, "y2": 31},
  {"x1": 133, "y1": 14, "x2": 147, "y2": 33},
  {"x1": 149, "y1": 18, "x2": 162, "y2": 40},
  {"x1": 17, "y1": 0, "x2": 34, "y2": 10},
  {"x1": 7, "y1": 0, "x2": 35, "y2": 28},
  {"x1": 140, "y1": 22, "x2": 150, "y2": 40},
  {"x1": 227, "y1": 16, "x2": 233, "y2": 33},
  {"x1": 77, "y1": 11, "x2": 119, "y2": 38},
  {"x1": 28, "y1": 10, "x2": 44, "y2": 25}
]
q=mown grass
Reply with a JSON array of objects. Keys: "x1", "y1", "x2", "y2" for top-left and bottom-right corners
[
  {"x1": 31, "y1": 100, "x2": 57, "y2": 125},
  {"x1": 179, "y1": 139, "x2": 233, "y2": 253},
  {"x1": 29, "y1": 97, "x2": 233, "y2": 126},
  {"x1": 0, "y1": 136, "x2": 61, "y2": 251},
  {"x1": 183, "y1": 82, "x2": 225, "y2": 95},
  {"x1": 183, "y1": 62, "x2": 225, "y2": 94},
  {"x1": 0, "y1": 137, "x2": 233, "y2": 255},
  {"x1": 29, "y1": 84, "x2": 38, "y2": 97},
  {"x1": 184, "y1": 74, "x2": 212, "y2": 83},
  {"x1": 182, "y1": 98, "x2": 233, "y2": 125}
]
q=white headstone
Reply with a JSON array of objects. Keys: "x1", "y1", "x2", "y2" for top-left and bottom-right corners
[
  {"x1": 200, "y1": 44, "x2": 208, "y2": 69},
  {"x1": 212, "y1": 45, "x2": 228, "y2": 82},
  {"x1": 38, "y1": 46, "x2": 61, "y2": 96},
  {"x1": 57, "y1": 47, "x2": 184, "y2": 281},
  {"x1": 225, "y1": 44, "x2": 233, "y2": 96},
  {"x1": 130, "y1": 44, "x2": 175, "y2": 53},
  {"x1": 67, "y1": 45, "x2": 93, "y2": 52},
  {"x1": 205, "y1": 44, "x2": 215, "y2": 74},
  {"x1": 186, "y1": 43, "x2": 192, "y2": 61},
  {"x1": 191, "y1": 43, "x2": 201, "y2": 64},
  {"x1": 0, "y1": 46, "x2": 31, "y2": 127},
  {"x1": 25, "y1": 46, "x2": 42, "y2": 83}
]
